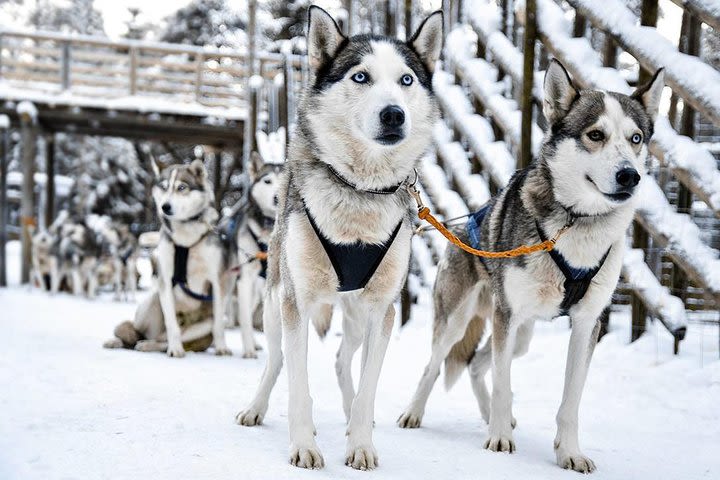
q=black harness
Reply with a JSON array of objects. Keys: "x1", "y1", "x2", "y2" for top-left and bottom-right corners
[
  {"x1": 466, "y1": 206, "x2": 610, "y2": 315},
  {"x1": 171, "y1": 232, "x2": 214, "y2": 303},
  {"x1": 248, "y1": 223, "x2": 270, "y2": 279},
  {"x1": 304, "y1": 164, "x2": 407, "y2": 292}
]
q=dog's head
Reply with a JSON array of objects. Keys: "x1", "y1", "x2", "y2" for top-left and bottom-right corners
[
  {"x1": 543, "y1": 59, "x2": 664, "y2": 215},
  {"x1": 248, "y1": 151, "x2": 283, "y2": 219},
  {"x1": 304, "y1": 6, "x2": 443, "y2": 186},
  {"x1": 151, "y1": 159, "x2": 213, "y2": 222},
  {"x1": 31, "y1": 228, "x2": 54, "y2": 252}
]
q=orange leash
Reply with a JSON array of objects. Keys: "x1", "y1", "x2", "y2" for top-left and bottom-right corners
[{"x1": 405, "y1": 178, "x2": 572, "y2": 259}]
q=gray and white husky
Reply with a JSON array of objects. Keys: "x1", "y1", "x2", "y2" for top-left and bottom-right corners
[
  {"x1": 103, "y1": 159, "x2": 236, "y2": 357},
  {"x1": 235, "y1": 5, "x2": 443, "y2": 470},
  {"x1": 234, "y1": 151, "x2": 283, "y2": 358},
  {"x1": 397, "y1": 60, "x2": 664, "y2": 473}
]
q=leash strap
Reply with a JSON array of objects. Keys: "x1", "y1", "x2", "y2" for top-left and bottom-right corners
[{"x1": 171, "y1": 245, "x2": 214, "y2": 302}]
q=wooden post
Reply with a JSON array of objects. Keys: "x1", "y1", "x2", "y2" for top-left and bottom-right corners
[
  {"x1": 278, "y1": 58, "x2": 289, "y2": 141},
  {"x1": 195, "y1": 53, "x2": 204, "y2": 102},
  {"x1": 519, "y1": 0, "x2": 536, "y2": 170},
  {"x1": 668, "y1": 11, "x2": 690, "y2": 127},
  {"x1": 213, "y1": 151, "x2": 222, "y2": 211},
  {"x1": 385, "y1": 0, "x2": 396, "y2": 37},
  {"x1": 638, "y1": 0, "x2": 659, "y2": 85},
  {"x1": 248, "y1": 0, "x2": 258, "y2": 75},
  {"x1": 603, "y1": 36, "x2": 617, "y2": 68},
  {"x1": 0, "y1": 117, "x2": 8, "y2": 287},
  {"x1": 245, "y1": 76, "x2": 261, "y2": 163},
  {"x1": 572, "y1": 13, "x2": 587, "y2": 38},
  {"x1": 404, "y1": 0, "x2": 412, "y2": 39},
  {"x1": 631, "y1": 222, "x2": 648, "y2": 341},
  {"x1": 346, "y1": 0, "x2": 355, "y2": 36},
  {"x1": 61, "y1": 41, "x2": 71, "y2": 91},
  {"x1": 45, "y1": 134, "x2": 55, "y2": 229},
  {"x1": 20, "y1": 109, "x2": 38, "y2": 284},
  {"x1": 129, "y1": 47, "x2": 138, "y2": 95}
]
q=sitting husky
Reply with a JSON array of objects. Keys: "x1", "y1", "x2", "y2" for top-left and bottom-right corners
[
  {"x1": 397, "y1": 60, "x2": 664, "y2": 473},
  {"x1": 235, "y1": 6, "x2": 443, "y2": 471},
  {"x1": 103, "y1": 159, "x2": 236, "y2": 357}
]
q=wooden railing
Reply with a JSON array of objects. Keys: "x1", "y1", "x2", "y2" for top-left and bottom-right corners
[{"x1": 0, "y1": 28, "x2": 305, "y2": 111}]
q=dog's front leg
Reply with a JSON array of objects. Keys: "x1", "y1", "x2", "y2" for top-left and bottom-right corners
[
  {"x1": 283, "y1": 296, "x2": 324, "y2": 469},
  {"x1": 50, "y1": 260, "x2": 60, "y2": 294},
  {"x1": 212, "y1": 278, "x2": 232, "y2": 356},
  {"x1": 156, "y1": 277, "x2": 184, "y2": 357},
  {"x1": 485, "y1": 306, "x2": 517, "y2": 453},
  {"x1": 554, "y1": 315, "x2": 601, "y2": 473},
  {"x1": 345, "y1": 303, "x2": 394, "y2": 471},
  {"x1": 237, "y1": 270, "x2": 258, "y2": 358}
]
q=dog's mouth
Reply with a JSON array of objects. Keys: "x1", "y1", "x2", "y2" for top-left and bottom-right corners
[
  {"x1": 375, "y1": 129, "x2": 405, "y2": 146},
  {"x1": 586, "y1": 175, "x2": 634, "y2": 203}
]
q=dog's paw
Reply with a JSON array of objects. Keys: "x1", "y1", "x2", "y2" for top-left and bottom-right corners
[
  {"x1": 484, "y1": 434, "x2": 516, "y2": 453},
  {"x1": 397, "y1": 410, "x2": 423, "y2": 429},
  {"x1": 102, "y1": 338, "x2": 123, "y2": 349},
  {"x1": 215, "y1": 347, "x2": 233, "y2": 356},
  {"x1": 166, "y1": 344, "x2": 186, "y2": 358},
  {"x1": 235, "y1": 406, "x2": 266, "y2": 426},
  {"x1": 241, "y1": 349, "x2": 258, "y2": 359},
  {"x1": 345, "y1": 444, "x2": 378, "y2": 471},
  {"x1": 289, "y1": 443, "x2": 324, "y2": 469},
  {"x1": 556, "y1": 451, "x2": 596, "y2": 474}
]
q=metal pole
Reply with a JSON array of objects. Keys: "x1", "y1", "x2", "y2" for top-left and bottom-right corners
[
  {"x1": 519, "y1": 0, "x2": 537, "y2": 169},
  {"x1": 20, "y1": 109, "x2": 38, "y2": 284},
  {"x1": 0, "y1": 117, "x2": 8, "y2": 287}
]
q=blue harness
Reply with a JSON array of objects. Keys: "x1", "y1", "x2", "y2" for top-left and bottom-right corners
[{"x1": 466, "y1": 207, "x2": 610, "y2": 314}]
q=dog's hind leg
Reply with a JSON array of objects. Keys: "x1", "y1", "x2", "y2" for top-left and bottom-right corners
[
  {"x1": 211, "y1": 277, "x2": 232, "y2": 356},
  {"x1": 284, "y1": 296, "x2": 324, "y2": 469},
  {"x1": 554, "y1": 315, "x2": 601, "y2": 473},
  {"x1": 484, "y1": 306, "x2": 518, "y2": 453},
  {"x1": 397, "y1": 284, "x2": 482, "y2": 429},
  {"x1": 336, "y1": 306, "x2": 364, "y2": 423},
  {"x1": 236, "y1": 286, "x2": 283, "y2": 427},
  {"x1": 50, "y1": 260, "x2": 60, "y2": 294},
  {"x1": 344, "y1": 302, "x2": 394, "y2": 471}
]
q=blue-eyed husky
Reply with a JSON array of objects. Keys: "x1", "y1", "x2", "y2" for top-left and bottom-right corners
[
  {"x1": 398, "y1": 60, "x2": 664, "y2": 473},
  {"x1": 235, "y1": 5, "x2": 444, "y2": 471}
]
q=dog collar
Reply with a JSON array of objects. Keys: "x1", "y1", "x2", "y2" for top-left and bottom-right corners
[{"x1": 325, "y1": 163, "x2": 405, "y2": 195}]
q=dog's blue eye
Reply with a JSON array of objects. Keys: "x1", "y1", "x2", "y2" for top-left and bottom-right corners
[
  {"x1": 587, "y1": 130, "x2": 605, "y2": 142},
  {"x1": 401, "y1": 74, "x2": 413, "y2": 86},
  {"x1": 631, "y1": 133, "x2": 642, "y2": 144},
  {"x1": 177, "y1": 184, "x2": 187, "y2": 192},
  {"x1": 351, "y1": 72, "x2": 368, "y2": 83}
]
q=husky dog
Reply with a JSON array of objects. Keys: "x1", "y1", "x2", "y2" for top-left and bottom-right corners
[
  {"x1": 397, "y1": 60, "x2": 664, "y2": 473},
  {"x1": 235, "y1": 6, "x2": 443, "y2": 471},
  {"x1": 55, "y1": 220, "x2": 100, "y2": 296},
  {"x1": 30, "y1": 226, "x2": 59, "y2": 292},
  {"x1": 233, "y1": 151, "x2": 282, "y2": 357},
  {"x1": 103, "y1": 159, "x2": 236, "y2": 357},
  {"x1": 110, "y1": 223, "x2": 139, "y2": 301}
]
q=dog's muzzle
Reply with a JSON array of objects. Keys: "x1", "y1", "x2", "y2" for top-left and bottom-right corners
[{"x1": 376, "y1": 105, "x2": 405, "y2": 145}]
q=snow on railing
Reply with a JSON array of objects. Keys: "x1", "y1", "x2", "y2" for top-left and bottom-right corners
[
  {"x1": 533, "y1": 0, "x2": 720, "y2": 215},
  {"x1": 566, "y1": 0, "x2": 720, "y2": 128}
]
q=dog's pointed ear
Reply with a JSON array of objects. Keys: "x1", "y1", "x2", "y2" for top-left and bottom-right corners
[
  {"x1": 307, "y1": 6, "x2": 345, "y2": 71},
  {"x1": 248, "y1": 151, "x2": 265, "y2": 180},
  {"x1": 543, "y1": 59, "x2": 578, "y2": 125},
  {"x1": 632, "y1": 68, "x2": 664, "y2": 122},
  {"x1": 409, "y1": 10, "x2": 444, "y2": 73},
  {"x1": 189, "y1": 159, "x2": 207, "y2": 180}
]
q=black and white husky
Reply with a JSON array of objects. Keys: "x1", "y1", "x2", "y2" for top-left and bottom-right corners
[
  {"x1": 398, "y1": 60, "x2": 664, "y2": 473},
  {"x1": 104, "y1": 160, "x2": 236, "y2": 357},
  {"x1": 235, "y1": 6, "x2": 443, "y2": 470}
]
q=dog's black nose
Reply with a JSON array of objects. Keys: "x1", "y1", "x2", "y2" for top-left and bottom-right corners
[
  {"x1": 161, "y1": 203, "x2": 173, "y2": 215},
  {"x1": 616, "y1": 168, "x2": 640, "y2": 188},
  {"x1": 273, "y1": 195, "x2": 279, "y2": 206},
  {"x1": 380, "y1": 105, "x2": 405, "y2": 127}
]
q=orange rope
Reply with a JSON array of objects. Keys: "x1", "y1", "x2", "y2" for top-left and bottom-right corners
[{"x1": 416, "y1": 206, "x2": 570, "y2": 259}]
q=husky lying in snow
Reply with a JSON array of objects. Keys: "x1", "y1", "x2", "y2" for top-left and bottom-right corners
[
  {"x1": 104, "y1": 159, "x2": 236, "y2": 356},
  {"x1": 235, "y1": 6, "x2": 443, "y2": 471},
  {"x1": 397, "y1": 60, "x2": 664, "y2": 473}
]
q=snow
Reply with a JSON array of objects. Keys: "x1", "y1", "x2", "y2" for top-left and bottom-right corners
[
  {"x1": 249, "y1": 74, "x2": 265, "y2": 90},
  {"x1": 1, "y1": 239, "x2": 719, "y2": 479},
  {"x1": 6, "y1": 172, "x2": 75, "y2": 197},
  {"x1": 0, "y1": 114, "x2": 9, "y2": 129},
  {"x1": 16, "y1": 100, "x2": 38, "y2": 121}
]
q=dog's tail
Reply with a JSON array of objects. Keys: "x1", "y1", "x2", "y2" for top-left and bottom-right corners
[
  {"x1": 444, "y1": 314, "x2": 486, "y2": 390},
  {"x1": 311, "y1": 303, "x2": 333, "y2": 340}
]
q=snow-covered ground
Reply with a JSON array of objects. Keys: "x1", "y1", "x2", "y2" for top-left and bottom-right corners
[{"x1": 1, "y1": 240, "x2": 719, "y2": 480}]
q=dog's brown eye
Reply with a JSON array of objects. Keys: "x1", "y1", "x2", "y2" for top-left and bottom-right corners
[
  {"x1": 587, "y1": 130, "x2": 605, "y2": 142},
  {"x1": 264, "y1": 178, "x2": 272, "y2": 185}
]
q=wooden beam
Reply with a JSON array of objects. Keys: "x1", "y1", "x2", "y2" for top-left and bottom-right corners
[
  {"x1": 667, "y1": 0, "x2": 720, "y2": 31},
  {"x1": 20, "y1": 109, "x2": 37, "y2": 284},
  {"x1": 45, "y1": 134, "x2": 55, "y2": 229},
  {"x1": 520, "y1": 0, "x2": 537, "y2": 169},
  {"x1": 639, "y1": 0, "x2": 659, "y2": 85}
]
